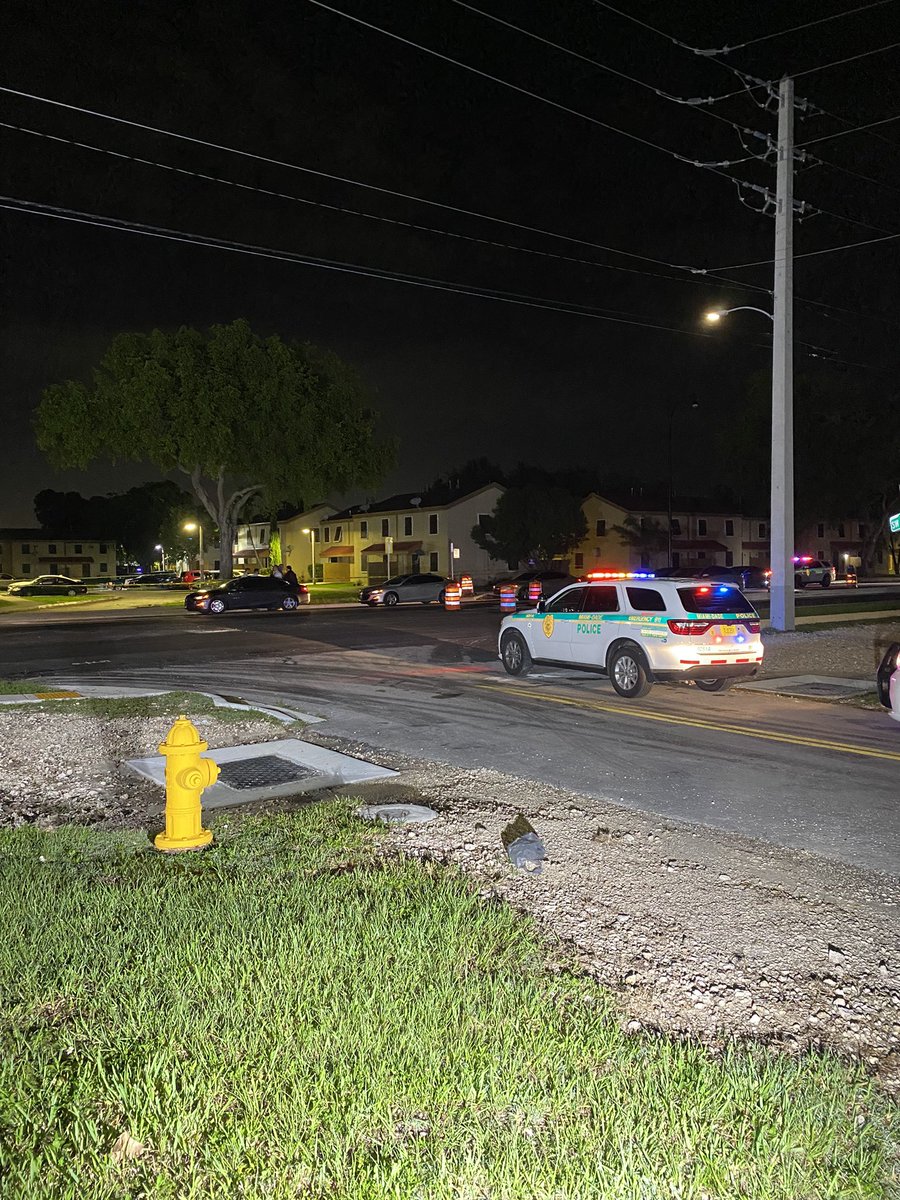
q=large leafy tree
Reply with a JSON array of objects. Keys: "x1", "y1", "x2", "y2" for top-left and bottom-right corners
[
  {"x1": 36, "y1": 320, "x2": 390, "y2": 577},
  {"x1": 472, "y1": 485, "x2": 587, "y2": 567},
  {"x1": 34, "y1": 481, "x2": 195, "y2": 562},
  {"x1": 611, "y1": 515, "x2": 668, "y2": 562}
]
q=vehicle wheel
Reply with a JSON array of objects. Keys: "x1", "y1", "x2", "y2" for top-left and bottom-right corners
[
  {"x1": 208, "y1": 598, "x2": 226, "y2": 615},
  {"x1": 795, "y1": 576, "x2": 806, "y2": 589},
  {"x1": 281, "y1": 596, "x2": 299, "y2": 611},
  {"x1": 383, "y1": 591, "x2": 399, "y2": 607},
  {"x1": 67, "y1": 588, "x2": 77, "y2": 595},
  {"x1": 438, "y1": 590, "x2": 447, "y2": 606},
  {"x1": 608, "y1": 644, "x2": 652, "y2": 699},
  {"x1": 695, "y1": 677, "x2": 734, "y2": 693},
  {"x1": 821, "y1": 574, "x2": 831, "y2": 588},
  {"x1": 500, "y1": 631, "x2": 532, "y2": 676}
]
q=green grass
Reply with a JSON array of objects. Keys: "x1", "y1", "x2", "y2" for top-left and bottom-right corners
[
  {"x1": 0, "y1": 690, "x2": 292, "y2": 726},
  {"x1": 0, "y1": 679, "x2": 50, "y2": 694},
  {"x1": 305, "y1": 582, "x2": 362, "y2": 604},
  {"x1": 0, "y1": 805, "x2": 894, "y2": 1199}
]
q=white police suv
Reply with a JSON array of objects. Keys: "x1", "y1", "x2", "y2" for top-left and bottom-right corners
[{"x1": 497, "y1": 572, "x2": 763, "y2": 699}]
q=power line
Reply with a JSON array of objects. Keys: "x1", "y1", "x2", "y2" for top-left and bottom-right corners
[
  {"x1": 0, "y1": 195, "x2": 730, "y2": 337},
  {"x1": 707, "y1": 0, "x2": 898, "y2": 54},
  {"x1": 303, "y1": 0, "x2": 754, "y2": 173},
  {"x1": 0, "y1": 117, "x2": 774, "y2": 300},
  {"x1": 793, "y1": 38, "x2": 900, "y2": 78},
  {"x1": 708, "y1": 227, "x2": 900, "y2": 272},
  {"x1": 798, "y1": 111, "x2": 900, "y2": 146},
  {"x1": 812, "y1": 154, "x2": 900, "y2": 196},
  {"x1": 0, "y1": 85, "x2": 743, "y2": 279}
]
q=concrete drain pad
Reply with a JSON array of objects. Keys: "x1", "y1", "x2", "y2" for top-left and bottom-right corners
[
  {"x1": 126, "y1": 738, "x2": 396, "y2": 808},
  {"x1": 357, "y1": 804, "x2": 438, "y2": 824},
  {"x1": 737, "y1": 674, "x2": 874, "y2": 699}
]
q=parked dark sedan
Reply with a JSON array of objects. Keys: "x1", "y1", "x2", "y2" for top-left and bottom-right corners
[
  {"x1": 185, "y1": 575, "x2": 308, "y2": 614},
  {"x1": 6, "y1": 574, "x2": 88, "y2": 596},
  {"x1": 690, "y1": 565, "x2": 769, "y2": 590},
  {"x1": 359, "y1": 573, "x2": 447, "y2": 606},
  {"x1": 492, "y1": 569, "x2": 576, "y2": 604}
]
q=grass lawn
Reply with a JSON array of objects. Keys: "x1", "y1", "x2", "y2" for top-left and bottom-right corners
[
  {"x1": 0, "y1": 805, "x2": 894, "y2": 1199},
  {"x1": 305, "y1": 582, "x2": 361, "y2": 605},
  {"x1": 0, "y1": 690, "x2": 292, "y2": 726}
]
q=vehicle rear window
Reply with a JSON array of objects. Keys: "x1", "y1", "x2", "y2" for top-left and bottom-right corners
[
  {"x1": 677, "y1": 586, "x2": 756, "y2": 615},
  {"x1": 625, "y1": 586, "x2": 665, "y2": 612}
]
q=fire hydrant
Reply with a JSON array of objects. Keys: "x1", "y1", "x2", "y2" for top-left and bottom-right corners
[{"x1": 153, "y1": 716, "x2": 219, "y2": 852}]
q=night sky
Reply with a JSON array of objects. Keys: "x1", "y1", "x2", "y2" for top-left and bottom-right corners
[{"x1": 3, "y1": 0, "x2": 899, "y2": 525}]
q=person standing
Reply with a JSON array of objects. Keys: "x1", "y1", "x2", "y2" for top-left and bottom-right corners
[
  {"x1": 283, "y1": 564, "x2": 299, "y2": 588},
  {"x1": 271, "y1": 563, "x2": 283, "y2": 580}
]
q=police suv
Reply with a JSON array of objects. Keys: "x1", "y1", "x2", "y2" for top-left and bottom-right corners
[{"x1": 497, "y1": 572, "x2": 763, "y2": 699}]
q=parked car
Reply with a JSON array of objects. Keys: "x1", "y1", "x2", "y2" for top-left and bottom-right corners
[
  {"x1": 492, "y1": 569, "x2": 576, "y2": 604},
  {"x1": 691, "y1": 565, "x2": 769, "y2": 590},
  {"x1": 185, "y1": 575, "x2": 308, "y2": 614},
  {"x1": 792, "y1": 557, "x2": 836, "y2": 588},
  {"x1": 6, "y1": 574, "x2": 88, "y2": 596},
  {"x1": 359, "y1": 573, "x2": 448, "y2": 606},
  {"x1": 122, "y1": 571, "x2": 181, "y2": 587}
]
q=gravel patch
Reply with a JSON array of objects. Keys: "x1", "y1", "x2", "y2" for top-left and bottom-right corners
[
  {"x1": 761, "y1": 622, "x2": 900, "y2": 679},
  {"x1": 0, "y1": 709, "x2": 279, "y2": 829}
]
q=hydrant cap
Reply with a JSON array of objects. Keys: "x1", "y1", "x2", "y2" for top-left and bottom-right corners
[{"x1": 159, "y1": 715, "x2": 207, "y2": 753}]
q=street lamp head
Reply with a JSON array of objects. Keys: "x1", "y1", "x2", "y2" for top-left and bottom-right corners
[
  {"x1": 183, "y1": 522, "x2": 198, "y2": 533},
  {"x1": 704, "y1": 310, "x2": 723, "y2": 323},
  {"x1": 155, "y1": 543, "x2": 163, "y2": 551},
  {"x1": 301, "y1": 527, "x2": 311, "y2": 534}
]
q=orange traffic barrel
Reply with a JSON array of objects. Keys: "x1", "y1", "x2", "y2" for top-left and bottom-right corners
[
  {"x1": 444, "y1": 581, "x2": 461, "y2": 610},
  {"x1": 499, "y1": 584, "x2": 517, "y2": 612},
  {"x1": 527, "y1": 578, "x2": 541, "y2": 604},
  {"x1": 459, "y1": 573, "x2": 474, "y2": 595}
]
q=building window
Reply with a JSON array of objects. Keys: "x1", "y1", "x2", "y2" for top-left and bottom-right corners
[
  {"x1": 99, "y1": 542, "x2": 107, "y2": 553},
  {"x1": 100, "y1": 562, "x2": 108, "y2": 573},
  {"x1": 323, "y1": 527, "x2": 331, "y2": 542},
  {"x1": 817, "y1": 524, "x2": 825, "y2": 538},
  {"x1": 671, "y1": 518, "x2": 681, "y2": 536},
  {"x1": 574, "y1": 552, "x2": 584, "y2": 568},
  {"x1": 859, "y1": 523, "x2": 867, "y2": 538},
  {"x1": 334, "y1": 525, "x2": 342, "y2": 542},
  {"x1": 48, "y1": 543, "x2": 57, "y2": 554},
  {"x1": 639, "y1": 516, "x2": 648, "y2": 531},
  {"x1": 49, "y1": 562, "x2": 58, "y2": 573},
  {"x1": 697, "y1": 551, "x2": 707, "y2": 561},
  {"x1": 313, "y1": 529, "x2": 320, "y2": 542},
  {"x1": 81, "y1": 563, "x2": 90, "y2": 577},
  {"x1": 429, "y1": 551, "x2": 439, "y2": 572},
  {"x1": 725, "y1": 551, "x2": 734, "y2": 566},
  {"x1": 477, "y1": 513, "x2": 490, "y2": 528},
  {"x1": 698, "y1": 519, "x2": 707, "y2": 536},
  {"x1": 74, "y1": 544, "x2": 82, "y2": 554},
  {"x1": 672, "y1": 551, "x2": 680, "y2": 567},
  {"x1": 21, "y1": 544, "x2": 30, "y2": 554},
  {"x1": 428, "y1": 514, "x2": 438, "y2": 535},
  {"x1": 725, "y1": 520, "x2": 734, "y2": 537},
  {"x1": 838, "y1": 523, "x2": 845, "y2": 538},
  {"x1": 758, "y1": 523, "x2": 766, "y2": 538},
  {"x1": 360, "y1": 520, "x2": 368, "y2": 538},
  {"x1": 403, "y1": 516, "x2": 413, "y2": 536},
  {"x1": 595, "y1": 519, "x2": 606, "y2": 536},
  {"x1": 381, "y1": 518, "x2": 390, "y2": 536},
  {"x1": 22, "y1": 563, "x2": 30, "y2": 574}
]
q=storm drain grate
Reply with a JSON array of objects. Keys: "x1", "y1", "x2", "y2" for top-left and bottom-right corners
[{"x1": 217, "y1": 754, "x2": 318, "y2": 791}]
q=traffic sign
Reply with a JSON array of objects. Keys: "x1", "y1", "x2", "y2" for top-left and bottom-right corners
[{"x1": 890, "y1": 514, "x2": 900, "y2": 534}]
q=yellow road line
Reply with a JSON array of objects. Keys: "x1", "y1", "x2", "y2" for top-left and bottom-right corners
[{"x1": 479, "y1": 682, "x2": 900, "y2": 762}]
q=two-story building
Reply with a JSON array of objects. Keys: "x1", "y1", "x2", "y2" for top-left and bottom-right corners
[
  {"x1": 0, "y1": 530, "x2": 118, "y2": 580},
  {"x1": 233, "y1": 521, "x2": 274, "y2": 572},
  {"x1": 279, "y1": 487, "x2": 504, "y2": 584}
]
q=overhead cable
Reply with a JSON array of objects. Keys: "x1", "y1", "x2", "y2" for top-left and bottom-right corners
[
  {"x1": 797, "y1": 110, "x2": 900, "y2": 146},
  {"x1": 707, "y1": 228, "x2": 900, "y2": 272}
]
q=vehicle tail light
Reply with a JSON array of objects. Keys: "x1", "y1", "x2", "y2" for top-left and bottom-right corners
[
  {"x1": 743, "y1": 621, "x2": 760, "y2": 634},
  {"x1": 667, "y1": 620, "x2": 712, "y2": 636}
]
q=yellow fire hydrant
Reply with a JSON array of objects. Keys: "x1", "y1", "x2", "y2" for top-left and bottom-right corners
[{"x1": 153, "y1": 716, "x2": 219, "y2": 852}]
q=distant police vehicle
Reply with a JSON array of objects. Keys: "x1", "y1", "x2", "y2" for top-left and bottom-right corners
[
  {"x1": 791, "y1": 556, "x2": 836, "y2": 589},
  {"x1": 497, "y1": 571, "x2": 763, "y2": 699}
]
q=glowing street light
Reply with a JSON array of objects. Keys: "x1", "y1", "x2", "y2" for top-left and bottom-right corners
[
  {"x1": 155, "y1": 543, "x2": 166, "y2": 570},
  {"x1": 704, "y1": 306, "x2": 774, "y2": 324},
  {"x1": 301, "y1": 527, "x2": 316, "y2": 584},
  {"x1": 183, "y1": 522, "x2": 203, "y2": 579}
]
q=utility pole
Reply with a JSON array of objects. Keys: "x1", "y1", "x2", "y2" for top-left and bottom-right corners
[{"x1": 770, "y1": 76, "x2": 795, "y2": 632}]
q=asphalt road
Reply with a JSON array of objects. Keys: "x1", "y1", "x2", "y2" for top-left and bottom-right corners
[{"x1": 2, "y1": 602, "x2": 898, "y2": 877}]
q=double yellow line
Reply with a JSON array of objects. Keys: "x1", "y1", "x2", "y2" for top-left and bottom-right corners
[{"x1": 480, "y1": 681, "x2": 900, "y2": 762}]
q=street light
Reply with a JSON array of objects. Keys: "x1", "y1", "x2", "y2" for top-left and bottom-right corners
[
  {"x1": 301, "y1": 527, "x2": 316, "y2": 584},
  {"x1": 668, "y1": 400, "x2": 700, "y2": 568},
  {"x1": 183, "y1": 522, "x2": 203, "y2": 579},
  {"x1": 704, "y1": 303, "x2": 794, "y2": 631},
  {"x1": 155, "y1": 543, "x2": 166, "y2": 570}
]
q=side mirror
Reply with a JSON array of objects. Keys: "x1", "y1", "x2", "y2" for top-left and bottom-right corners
[{"x1": 535, "y1": 597, "x2": 546, "y2": 613}]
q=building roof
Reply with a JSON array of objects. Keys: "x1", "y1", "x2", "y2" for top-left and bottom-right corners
[
  {"x1": 0, "y1": 529, "x2": 114, "y2": 540},
  {"x1": 327, "y1": 483, "x2": 503, "y2": 521}
]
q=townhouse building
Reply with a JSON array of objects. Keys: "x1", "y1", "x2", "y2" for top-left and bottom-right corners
[
  {"x1": 279, "y1": 487, "x2": 504, "y2": 584},
  {"x1": 0, "y1": 531, "x2": 118, "y2": 579}
]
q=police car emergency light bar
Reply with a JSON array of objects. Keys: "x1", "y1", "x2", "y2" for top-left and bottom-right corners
[{"x1": 585, "y1": 571, "x2": 656, "y2": 580}]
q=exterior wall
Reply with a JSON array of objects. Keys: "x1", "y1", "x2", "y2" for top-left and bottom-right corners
[
  {"x1": 574, "y1": 495, "x2": 635, "y2": 571},
  {"x1": 0, "y1": 534, "x2": 117, "y2": 579},
  {"x1": 279, "y1": 505, "x2": 337, "y2": 582},
  {"x1": 233, "y1": 521, "x2": 272, "y2": 571}
]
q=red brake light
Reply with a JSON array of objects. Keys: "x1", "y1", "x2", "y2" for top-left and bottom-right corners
[
  {"x1": 744, "y1": 621, "x2": 760, "y2": 634},
  {"x1": 667, "y1": 620, "x2": 712, "y2": 636}
]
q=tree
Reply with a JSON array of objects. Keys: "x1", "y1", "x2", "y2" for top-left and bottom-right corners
[
  {"x1": 472, "y1": 485, "x2": 587, "y2": 567},
  {"x1": 36, "y1": 320, "x2": 391, "y2": 578},
  {"x1": 611, "y1": 515, "x2": 668, "y2": 563},
  {"x1": 34, "y1": 480, "x2": 195, "y2": 562},
  {"x1": 425, "y1": 457, "x2": 506, "y2": 503}
]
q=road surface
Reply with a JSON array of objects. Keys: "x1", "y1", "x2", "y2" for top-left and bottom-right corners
[{"x1": 1, "y1": 603, "x2": 898, "y2": 876}]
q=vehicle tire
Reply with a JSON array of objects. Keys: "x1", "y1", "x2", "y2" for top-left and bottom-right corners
[
  {"x1": 795, "y1": 575, "x2": 806, "y2": 589},
  {"x1": 281, "y1": 596, "x2": 299, "y2": 611},
  {"x1": 821, "y1": 574, "x2": 831, "y2": 589},
  {"x1": 695, "y1": 677, "x2": 734, "y2": 693},
  {"x1": 67, "y1": 588, "x2": 77, "y2": 595},
  {"x1": 208, "y1": 597, "x2": 226, "y2": 615},
  {"x1": 19, "y1": 589, "x2": 32, "y2": 597},
  {"x1": 608, "y1": 643, "x2": 652, "y2": 699},
  {"x1": 500, "y1": 630, "x2": 532, "y2": 676},
  {"x1": 383, "y1": 591, "x2": 399, "y2": 607},
  {"x1": 438, "y1": 590, "x2": 447, "y2": 606}
]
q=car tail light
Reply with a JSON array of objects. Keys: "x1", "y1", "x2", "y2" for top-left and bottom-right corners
[
  {"x1": 667, "y1": 620, "x2": 712, "y2": 636},
  {"x1": 743, "y1": 621, "x2": 760, "y2": 634}
]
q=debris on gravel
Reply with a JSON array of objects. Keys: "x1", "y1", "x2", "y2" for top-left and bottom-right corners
[{"x1": 761, "y1": 621, "x2": 900, "y2": 680}]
